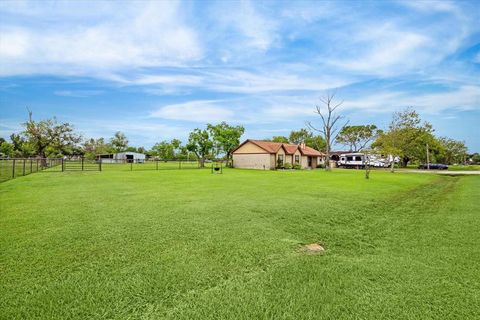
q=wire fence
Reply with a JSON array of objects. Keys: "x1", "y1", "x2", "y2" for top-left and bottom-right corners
[
  {"x1": 0, "y1": 158, "x2": 63, "y2": 183},
  {"x1": 98, "y1": 159, "x2": 203, "y2": 171},
  {"x1": 0, "y1": 158, "x2": 213, "y2": 183}
]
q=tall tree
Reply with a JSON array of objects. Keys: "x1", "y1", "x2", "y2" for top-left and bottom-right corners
[
  {"x1": 207, "y1": 122, "x2": 245, "y2": 165},
  {"x1": 288, "y1": 129, "x2": 312, "y2": 144},
  {"x1": 373, "y1": 108, "x2": 435, "y2": 167},
  {"x1": 152, "y1": 141, "x2": 175, "y2": 160},
  {"x1": 186, "y1": 128, "x2": 213, "y2": 167},
  {"x1": 307, "y1": 93, "x2": 347, "y2": 171},
  {"x1": 288, "y1": 129, "x2": 326, "y2": 151},
  {"x1": 110, "y1": 131, "x2": 128, "y2": 152},
  {"x1": 83, "y1": 138, "x2": 109, "y2": 160},
  {"x1": 171, "y1": 139, "x2": 182, "y2": 158},
  {"x1": 336, "y1": 125, "x2": 380, "y2": 152},
  {"x1": 23, "y1": 111, "x2": 81, "y2": 160},
  {"x1": 437, "y1": 137, "x2": 468, "y2": 165}
]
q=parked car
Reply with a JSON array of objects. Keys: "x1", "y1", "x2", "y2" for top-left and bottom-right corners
[{"x1": 418, "y1": 163, "x2": 448, "y2": 170}]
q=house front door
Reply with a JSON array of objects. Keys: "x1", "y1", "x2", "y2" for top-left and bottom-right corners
[{"x1": 307, "y1": 156, "x2": 312, "y2": 167}]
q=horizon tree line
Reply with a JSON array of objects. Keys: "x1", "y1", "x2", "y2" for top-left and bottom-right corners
[{"x1": 0, "y1": 109, "x2": 475, "y2": 167}]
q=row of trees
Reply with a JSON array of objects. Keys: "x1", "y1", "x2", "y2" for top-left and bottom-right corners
[
  {"x1": 0, "y1": 106, "x2": 473, "y2": 168},
  {"x1": 0, "y1": 113, "x2": 245, "y2": 168},
  {"x1": 305, "y1": 93, "x2": 471, "y2": 169}
]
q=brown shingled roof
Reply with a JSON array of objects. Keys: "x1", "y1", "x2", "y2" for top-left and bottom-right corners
[
  {"x1": 233, "y1": 139, "x2": 324, "y2": 156},
  {"x1": 300, "y1": 145, "x2": 323, "y2": 156}
]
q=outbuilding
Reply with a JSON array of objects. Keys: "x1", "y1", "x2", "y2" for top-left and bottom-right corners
[
  {"x1": 97, "y1": 152, "x2": 146, "y2": 163},
  {"x1": 232, "y1": 140, "x2": 324, "y2": 170}
]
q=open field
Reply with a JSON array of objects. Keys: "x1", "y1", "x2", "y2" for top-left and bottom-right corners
[{"x1": 1, "y1": 169, "x2": 479, "y2": 319}]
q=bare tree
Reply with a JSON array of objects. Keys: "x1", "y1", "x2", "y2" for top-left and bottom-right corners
[{"x1": 307, "y1": 93, "x2": 348, "y2": 171}]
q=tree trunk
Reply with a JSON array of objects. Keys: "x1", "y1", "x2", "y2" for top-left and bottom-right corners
[
  {"x1": 325, "y1": 138, "x2": 331, "y2": 171},
  {"x1": 199, "y1": 158, "x2": 205, "y2": 168}
]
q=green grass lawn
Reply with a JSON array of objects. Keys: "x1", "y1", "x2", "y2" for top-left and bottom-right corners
[{"x1": 1, "y1": 169, "x2": 479, "y2": 319}]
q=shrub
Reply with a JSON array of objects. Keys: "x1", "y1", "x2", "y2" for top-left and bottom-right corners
[
  {"x1": 316, "y1": 163, "x2": 325, "y2": 169},
  {"x1": 284, "y1": 163, "x2": 292, "y2": 169},
  {"x1": 276, "y1": 158, "x2": 284, "y2": 169},
  {"x1": 293, "y1": 163, "x2": 301, "y2": 170}
]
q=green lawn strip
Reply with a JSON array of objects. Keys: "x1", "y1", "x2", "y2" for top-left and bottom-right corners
[
  {"x1": 0, "y1": 170, "x2": 478, "y2": 319},
  {"x1": 162, "y1": 176, "x2": 479, "y2": 319}
]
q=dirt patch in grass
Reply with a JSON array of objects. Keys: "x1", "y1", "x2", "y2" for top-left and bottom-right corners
[{"x1": 301, "y1": 243, "x2": 325, "y2": 254}]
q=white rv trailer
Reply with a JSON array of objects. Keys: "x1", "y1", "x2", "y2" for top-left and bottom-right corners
[{"x1": 337, "y1": 153, "x2": 391, "y2": 168}]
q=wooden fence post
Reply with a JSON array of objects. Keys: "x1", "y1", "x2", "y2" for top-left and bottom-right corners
[
  {"x1": 23, "y1": 159, "x2": 26, "y2": 176},
  {"x1": 12, "y1": 159, "x2": 15, "y2": 178},
  {"x1": 81, "y1": 157, "x2": 84, "y2": 171}
]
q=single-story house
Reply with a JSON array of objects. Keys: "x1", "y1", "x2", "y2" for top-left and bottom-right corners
[
  {"x1": 232, "y1": 139, "x2": 324, "y2": 170},
  {"x1": 97, "y1": 152, "x2": 146, "y2": 163}
]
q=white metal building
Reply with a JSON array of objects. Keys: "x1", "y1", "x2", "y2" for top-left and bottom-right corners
[{"x1": 97, "y1": 152, "x2": 146, "y2": 163}]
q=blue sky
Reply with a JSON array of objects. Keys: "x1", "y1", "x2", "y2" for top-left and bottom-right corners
[{"x1": 1, "y1": 0, "x2": 479, "y2": 151}]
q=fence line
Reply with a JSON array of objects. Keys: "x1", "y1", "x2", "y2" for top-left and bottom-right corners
[
  {"x1": 98, "y1": 159, "x2": 203, "y2": 171},
  {"x1": 0, "y1": 158, "x2": 224, "y2": 183},
  {"x1": 0, "y1": 158, "x2": 63, "y2": 183}
]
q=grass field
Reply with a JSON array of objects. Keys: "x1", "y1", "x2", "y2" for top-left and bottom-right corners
[{"x1": 1, "y1": 168, "x2": 479, "y2": 319}]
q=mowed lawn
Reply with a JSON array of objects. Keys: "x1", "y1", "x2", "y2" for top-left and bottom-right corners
[{"x1": 1, "y1": 169, "x2": 479, "y2": 319}]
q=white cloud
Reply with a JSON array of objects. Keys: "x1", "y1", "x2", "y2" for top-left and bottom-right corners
[
  {"x1": 54, "y1": 90, "x2": 103, "y2": 97},
  {"x1": 0, "y1": 1, "x2": 202, "y2": 76},
  {"x1": 343, "y1": 85, "x2": 480, "y2": 114},
  {"x1": 150, "y1": 100, "x2": 236, "y2": 123}
]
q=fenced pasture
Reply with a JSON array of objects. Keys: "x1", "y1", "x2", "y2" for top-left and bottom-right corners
[
  {"x1": 0, "y1": 158, "x2": 62, "y2": 182},
  {"x1": 0, "y1": 158, "x2": 208, "y2": 183}
]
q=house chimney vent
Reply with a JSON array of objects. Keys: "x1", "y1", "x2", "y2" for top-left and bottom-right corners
[{"x1": 300, "y1": 143, "x2": 306, "y2": 150}]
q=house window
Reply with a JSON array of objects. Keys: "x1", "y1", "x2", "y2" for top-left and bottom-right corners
[
  {"x1": 278, "y1": 154, "x2": 284, "y2": 162},
  {"x1": 295, "y1": 155, "x2": 300, "y2": 163}
]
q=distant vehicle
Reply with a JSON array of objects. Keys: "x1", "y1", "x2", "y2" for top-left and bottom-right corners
[
  {"x1": 337, "y1": 153, "x2": 392, "y2": 169},
  {"x1": 418, "y1": 163, "x2": 449, "y2": 170}
]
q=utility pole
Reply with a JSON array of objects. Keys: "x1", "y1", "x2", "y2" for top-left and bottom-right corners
[{"x1": 426, "y1": 143, "x2": 430, "y2": 170}]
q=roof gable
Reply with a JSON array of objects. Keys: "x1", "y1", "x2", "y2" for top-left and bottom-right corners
[{"x1": 233, "y1": 139, "x2": 324, "y2": 156}]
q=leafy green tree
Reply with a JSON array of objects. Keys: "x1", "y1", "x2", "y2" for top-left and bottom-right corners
[
  {"x1": 207, "y1": 122, "x2": 245, "y2": 165},
  {"x1": 470, "y1": 153, "x2": 480, "y2": 164},
  {"x1": 288, "y1": 129, "x2": 311, "y2": 144},
  {"x1": 83, "y1": 138, "x2": 109, "y2": 160},
  {"x1": 373, "y1": 108, "x2": 435, "y2": 167},
  {"x1": 288, "y1": 129, "x2": 326, "y2": 151},
  {"x1": 9, "y1": 133, "x2": 33, "y2": 157},
  {"x1": 110, "y1": 131, "x2": 128, "y2": 152},
  {"x1": 23, "y1": 112, "x2": 81, "y2": 160},
  {"x1": 0, "y1": 141, "x2": 14, "y2": 157},
  {"x1": 437, "y1": 137, "x2": 468, "y2": 164},
  {"x1": 152, "y1": 141, "x2": 175, "y2": 160},
  {"x1": 271, "y1": 136, "x2": 289, "y2": 143},
  {"x1": 186, "y1": 128, "x2": 213, "y2": 167},
  {"x1": 170, "y1": 139, "x2": 182, "y2": 158},
  {"x1": 336, "y1": 125, "x2": 380, "y2": 152}
]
